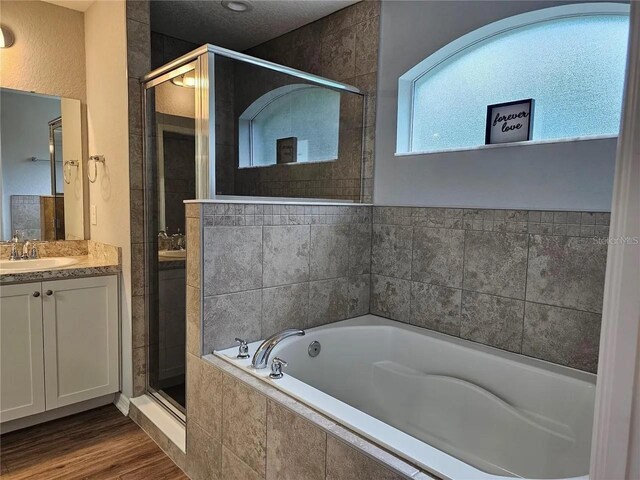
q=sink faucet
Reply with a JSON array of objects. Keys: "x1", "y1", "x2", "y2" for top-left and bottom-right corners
[{"x1": 251, "y1": 328, "x2": 305, "y2": 369}]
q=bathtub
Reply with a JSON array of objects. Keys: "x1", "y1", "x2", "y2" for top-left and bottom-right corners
[{"x1": 214, "y1": 315, "x2": 596, "y2": 480}]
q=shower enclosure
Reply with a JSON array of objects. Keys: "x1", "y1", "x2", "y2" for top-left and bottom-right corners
[{"x1": 142, "y1": 45, "x2": 366, "y2": 418}]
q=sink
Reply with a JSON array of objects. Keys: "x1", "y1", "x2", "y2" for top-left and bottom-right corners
[
  {"x1": 158, "y1": 250, "x2": 186, "y2": 260},
  {"x1": 0, "y1": 257, "x2": 79, "y2": 274}
]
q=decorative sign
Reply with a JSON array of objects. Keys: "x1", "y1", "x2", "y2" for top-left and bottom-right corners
[
  {"x1": 485, "y1": 99, "x2": 534, "y2": 145},
  {"x1": 277, "y1": 137, "x2": 297, "y2": 164}
]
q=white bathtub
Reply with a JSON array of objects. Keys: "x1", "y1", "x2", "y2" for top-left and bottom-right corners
[{"x1": 214, "y1": 315, "x2": 596, "y2": 480}]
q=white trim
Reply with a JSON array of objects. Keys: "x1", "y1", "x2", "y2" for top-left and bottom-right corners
[
  {"x1": 590, "y1": 2, "x2": 640, "y2": 478},
  {"x1": 114, "y1": 392, "x2": 130, "y2": 416},
  {"x1": 396, "y1": 2, "x2": 631, "y2": 154},
  {"x1": 130, "y1": 394, "x2": 186, "y2": 453},
  {"x1": 394, "y1": 134, "x2": 618, "y2": 157}
]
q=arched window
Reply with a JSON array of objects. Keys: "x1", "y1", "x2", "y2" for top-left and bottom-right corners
[
  {"x1": 239, "y1": 85, "x2": 340, "y2": 167},
  {"x1": 396, "y1": 3, "x2": 630, "y2": 154}
]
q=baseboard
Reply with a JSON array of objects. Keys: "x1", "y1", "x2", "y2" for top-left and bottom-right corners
[
  {"x1": 0, "y1": 394, "x2": 115, "y2": 434},
  {"x1": 113, "y1": 393, "x2": 130, "y2": 416}
]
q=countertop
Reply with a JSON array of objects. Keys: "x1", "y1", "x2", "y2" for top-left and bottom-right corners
[{"x1": 0, "y1": 255, "x2": 121, "y2": 284}]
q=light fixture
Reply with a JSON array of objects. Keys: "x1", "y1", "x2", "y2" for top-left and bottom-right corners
[
  {"x1": 221, "y1": 0, "x2": 253, "y2": 13},
  {"x1": 171, "y1": 71, "x2": 196, "y2": 88},
  {"x1": 0, "y1": 25, "x2": 15, "y2": 48}
]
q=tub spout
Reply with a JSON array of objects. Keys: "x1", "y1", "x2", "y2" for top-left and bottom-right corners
[{"x1": 251, "y1": 328, "x2": 305, "y2": 369}]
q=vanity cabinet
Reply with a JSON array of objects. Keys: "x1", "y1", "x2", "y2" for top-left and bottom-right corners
[
  {"x1": 0, "y1": 276, "x2": 119, "y2": 423},
  {"x1": 0, "y1": 283, "x2": 46, "y2": 422}
]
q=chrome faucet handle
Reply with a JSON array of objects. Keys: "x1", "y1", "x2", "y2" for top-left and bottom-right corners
[
  {"x1": 29, "y1": 241, "x2": 40, "y2": 259},
  {"x1": 8, "y1": 242, "x2": 20, "y2": 261},
  {"x1": 235, "y1": 338, "x2": 250, "y2": 359},
  {"x1": 269, "y1": 357, "x2": 288, "y2": 379}
]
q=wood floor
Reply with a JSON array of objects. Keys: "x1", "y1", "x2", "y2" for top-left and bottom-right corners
[{"x1": 0, "y1": 405, "x2": 188, "y2": 480}]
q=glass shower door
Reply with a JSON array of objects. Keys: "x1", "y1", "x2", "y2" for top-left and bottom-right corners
[{"x1": 144, "y1": 63, "x2": 197, "y2": 417}]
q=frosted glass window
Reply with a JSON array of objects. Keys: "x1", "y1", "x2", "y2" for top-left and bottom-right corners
[
  {"x1": 248, "y1": 86, "x2": 340, "y2": 166},
  {"x1": 407, "y1": 14, "x2": 628, "y2": 153}
]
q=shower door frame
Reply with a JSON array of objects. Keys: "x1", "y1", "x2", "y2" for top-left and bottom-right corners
[{"x1": 140, "y1": 44, "x2": 363, "y2": 421}]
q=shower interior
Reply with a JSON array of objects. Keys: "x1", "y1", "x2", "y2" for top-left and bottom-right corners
[{"x1": 142, "y1": 45, "x2": 366, "y2": 417}]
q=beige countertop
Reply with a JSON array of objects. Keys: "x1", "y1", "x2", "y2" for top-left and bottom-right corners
[{"x1": 0, "y1": 255, "x2": 120, "y2": 284}]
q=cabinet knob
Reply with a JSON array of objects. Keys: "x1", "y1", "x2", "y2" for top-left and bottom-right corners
[
  {"x1": 46, "y1": 290, "x2": 53, "y2": 296},
  {"x1": 33, "y1": 291, "x2": 40, "y2": 297}
]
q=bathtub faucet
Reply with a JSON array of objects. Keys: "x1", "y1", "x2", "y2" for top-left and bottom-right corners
[{"x1": 251, "y1": 328, "x2": 305, "y2": 369}]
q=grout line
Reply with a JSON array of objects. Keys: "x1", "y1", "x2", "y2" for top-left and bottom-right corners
[
  {"x1": 371, "y1": 273, "x2": 601, "y2": 315},
  {"x1": 521, "y1": 234, "x2": 532, "y2": 353}
]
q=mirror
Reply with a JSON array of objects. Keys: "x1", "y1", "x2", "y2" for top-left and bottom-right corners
[
  {"x1": 0, "y1": 88, "x2": 85, "y2": 241},
  {"x1": 213, "y1": 54, "x2": 365, "y2": 201}
]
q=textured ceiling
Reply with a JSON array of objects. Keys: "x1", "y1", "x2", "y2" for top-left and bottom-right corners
[
  {"x1": 43, "y1": 1, "x2": 95, "y2": 12},
  {"x1": 150, "y1": 0, "x2": 359, "y2": 51}
]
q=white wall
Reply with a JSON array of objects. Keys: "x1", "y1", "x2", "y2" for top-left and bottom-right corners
[
  {"x1": 0, "y1": 90, "x2": 60, "y2": 239},
  {"x1": 84, "y1": 0, "x2": 133, "y2": 398},
  {"x1": 374, "y1": 0, "x2": 627, "y2": 210}
]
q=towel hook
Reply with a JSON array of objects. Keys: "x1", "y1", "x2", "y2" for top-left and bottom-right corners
[
  {"x1": 88, "y1": 155, "x2": 105, "y2": 183},
  {"x1": 63, "y1": 159, "x2": 80, "y2": 184}
]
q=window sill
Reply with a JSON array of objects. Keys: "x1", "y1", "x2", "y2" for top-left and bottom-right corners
[
  {"x1": 395, "y1": 134, "x2": 618, "y2": 157},
  {"x1": 238, "y1": 158, "x2": 338, "y2": 170}
]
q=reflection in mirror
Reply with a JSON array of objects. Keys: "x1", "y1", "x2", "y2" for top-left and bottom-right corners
[
  {"x1": 0, "y1": 88, "x2": 84, "y2": 241},
  {"x1": 214, "y1": 55, "x2": 365, "y2": 201},
  {"x1": 144, "y1": 65, "x2": 196, "y2": 414}
]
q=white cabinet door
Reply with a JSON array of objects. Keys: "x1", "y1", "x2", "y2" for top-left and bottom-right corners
[
  {"x1": 42, "y1": 276, "x2": 119, "y2": 409},
  {"x1": 0, "y1": 283, "x2": 45, "y2": 422}
]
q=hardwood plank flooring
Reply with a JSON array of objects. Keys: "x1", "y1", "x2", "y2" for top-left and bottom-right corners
[{"x1": 0, "y1": 405, "x2": 187, "y2": 480}]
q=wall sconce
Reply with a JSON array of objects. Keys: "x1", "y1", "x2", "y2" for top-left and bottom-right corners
[{"x1": 0, "y1": 26, "x2": 15, "y2": 48}]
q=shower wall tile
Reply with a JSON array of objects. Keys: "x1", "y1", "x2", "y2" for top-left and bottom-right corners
[
  {"x1": 523, "y1": 303, "x2": 601, "y2": 372},
  {"x1": 203, "y1": 226, "x2": 262, "y2": 295},
  {"x1": 186, "y1": 216, "x2": 201, "y2": 289},
  {"x1": 348, "y1": 274, "x2": 371, "y2": 317},
  {"x1": 370, "y1": 274, "x2": 411, "y2": 322},
  {"x1": 371, "y1": 224, "x2": 413, "y2": 280},
  {"x1": 410, "y1": 282, "x2": 461, "y2": 336},
  {"x1": 460, "y1": 291, "x2": 524, "y2": 353},
  {"x1": 199, "y1": 203, "x2": 372, "y2": 355},
  {"x1": 310, "y1": 225, "x2": 350, "y2": 280},
  {"x1": 203, "y1": 290, "x2": 262, "y2": 352},
  {"x1": 412, "y1": 227, "x2": 464, "y2": 288},
  {"x1": 321, "y1": 26, "x2": 356, "y2": 82},
  {"x1": 349, "y1": 223, "x2": 372, "y2": 275},
  {"x1": 263, "y1": 225, "x2": 310, "y2": 287},
  {"x1": 262, "y1": 283, "x2": 310, "y2": 338},
  {"x1": 526, "y1": 235, "x2": 607, "y2": 313},
  {"x1": 355, "y1": 15, "x2": 380, "y2": 76},
  {"x1": 308, "y1": 278, "x2": 350, "y2": 327},
  {"x1": 186, "y1": 285, "x2": 202, "y2": 356},
  {"x1": 240, "y1": 0, "x2": 380, "y2": 201},
  {"x1": 463, "y1": 231, "x2": 528, "y2": 299}
]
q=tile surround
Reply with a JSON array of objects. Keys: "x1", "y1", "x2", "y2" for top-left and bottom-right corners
[
  {"x1": 201, "y1": 204, "x2": 373, "y2": 353},
  {"x1": 370, "y1": 205, "x2": 609, "y2": 372}
]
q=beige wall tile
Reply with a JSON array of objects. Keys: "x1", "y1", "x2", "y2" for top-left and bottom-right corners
[
  {"x1": 222, "y1": 446, "x2": 263, "y2": 480},
  {"x1": 266, "y1": 400, "x2": 326, "y2": 480},
  {"x1": 327, "y1": 435, "x2": 409, "y2": 480},
  {"x1": 223, "y1": 374, "x2": 267, "y2": 475},
  {"x1": 188, "y1": 354, "x2": 223, "y2": 440},
  {"x1": 186, "y1": 420, "x2": 222, "y2": 480}
]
